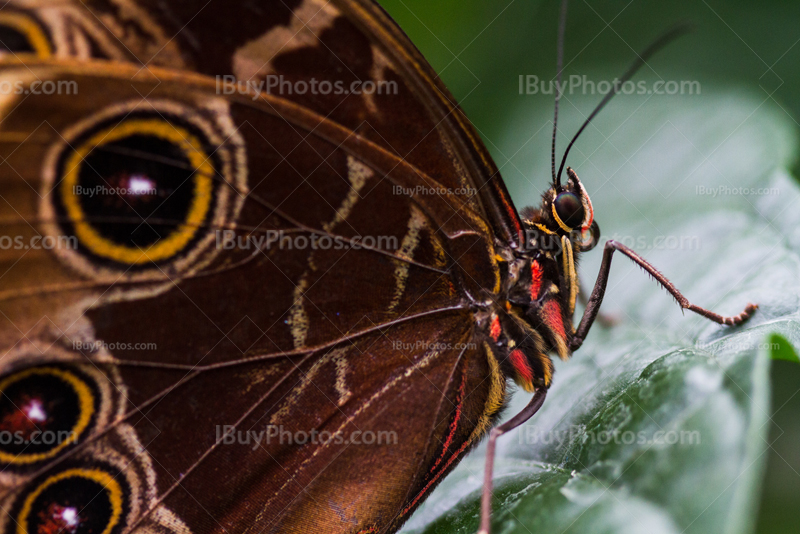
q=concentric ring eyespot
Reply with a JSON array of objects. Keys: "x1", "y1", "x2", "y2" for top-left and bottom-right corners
[
  {"x1": 0, "y1": 12, "x2": 51, "y2": 58},
  {"x1": 0, "y1": 367, "x2": 96, "y2": 465},
  {"x1": 53, "y1": 114, "x2": 220, "y2": 267},
  {"x1": 15, "y1": 467, "x2": 126, "y2": 534},
  {"x1": 41, "y1": 101, "x2": 247, "y2": 282}
]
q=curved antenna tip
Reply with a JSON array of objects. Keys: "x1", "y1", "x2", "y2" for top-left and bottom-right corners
[{"x1": 555, "y1": 21, "x2": 695, "y2": 185}]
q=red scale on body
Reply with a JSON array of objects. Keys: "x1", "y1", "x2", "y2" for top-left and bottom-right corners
[
  {"x1": 509, "y1": 349, "x2": 533, "y2": 383},
  {"x1": 509, "y1": 349, "x2": 534, "y2": 391},
  {"x1": 542, "y1": 300, "x2": 566, "y2": 340},
  {"x1": 530, "y1": 260, "x2": 543, "y2": 300},
  {"x1": 489, "y1": 315, "x2": 501, "y2": 342}
]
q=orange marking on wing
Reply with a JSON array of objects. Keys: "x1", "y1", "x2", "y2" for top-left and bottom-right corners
[
  {"x1": 431, "y1": 363, "x2": 468, "y2": 472},
  {"x1": 509, "y1": 348, "x2": 534, "y2": 392},
  {"x1": 530, "y1": 260, "x2": 543, "y2": 300},
  {"x1": 495, "y1": 182, "x2": 523, "y2": 238},
  {"x1": 400, "y1": 346, "x2": 505, "y2": 517},
  {"x1": 447, "y1": 280, "x2": 456, "y2": 296},
  {"x1": 489, "y1": 315, "x2": 501, "y2": 341}
]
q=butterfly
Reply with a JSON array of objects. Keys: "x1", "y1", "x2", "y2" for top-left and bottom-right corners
[{"x1": 0, "y1": 0, "x2": 757, "y2": 533}]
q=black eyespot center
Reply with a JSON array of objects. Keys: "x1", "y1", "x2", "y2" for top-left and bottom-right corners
[
  {"x1": 0, "y1": 24, "x2": 35, "y2": 53},
  {"x1": 554, "y1": 191, "x2": 584, "y2": 228},
  {"x1": 78, "y1": 134, "x2": 196, "y2": 249},
  {"x1": 16, "y1": 468, "x2": 126, "y2": 534},
  {"x1": 52, "y1": 113, "x2": 220, "y2": 267},
  {"x1": 0, "y1": 13, "x2": 51, "y2": 58},
  {"x1": 0, "y1": 367, "x2": 95, "y2": 465}
]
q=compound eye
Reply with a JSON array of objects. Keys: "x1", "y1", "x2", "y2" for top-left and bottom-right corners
[
  {"x1": 577, "y1": 220, "x2": 601, "y2": 252},
  {"x1": 553, "y1": 191, "x2": 585, "y2": 229}
]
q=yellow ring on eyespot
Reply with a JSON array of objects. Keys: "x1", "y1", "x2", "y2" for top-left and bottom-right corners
[
  {"x1": 0, "y1": 12, "x2": 52, "y2": 58},
  {"x1": 550, "y1": 201, "x2": 573, "y2": 233},
  {"x1": 59, "y1": 119, "x2": 215, "y2": 265},
  {"x1": 0, "y1": 367, "x2": 94, "y2": 465},
  {"x1": 17, "y1": 468, "x2": 124, "y2": 534}
]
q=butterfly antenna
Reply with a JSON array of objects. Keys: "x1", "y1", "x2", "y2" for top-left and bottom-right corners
[
  {"x1": 551, "y1": 0, "x2": 569, "y2": 187},
  {"x1": 556, "y1": 22, "x2": 694, "y2": 184}
]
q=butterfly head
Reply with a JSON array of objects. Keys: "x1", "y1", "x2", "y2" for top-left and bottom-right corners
[{"x1": 520, "y1": 167, "x2": 600, "y2": 253}]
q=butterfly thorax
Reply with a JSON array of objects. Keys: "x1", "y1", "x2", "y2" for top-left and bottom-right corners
[{"x1": 482, "y1": 168, "x2": 600, "y2": 393}]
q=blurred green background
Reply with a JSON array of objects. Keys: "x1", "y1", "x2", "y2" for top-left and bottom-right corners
[{"x1": 375, "y1": 1, "x2": 800, "y2": 533}]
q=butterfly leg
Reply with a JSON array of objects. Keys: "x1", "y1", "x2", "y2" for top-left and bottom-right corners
[
  {"x1": 478, "y1": 388, "x2": 547, "y2": 534},
  {"x1": 578, "y1": 279, "x2": 619, "y2": 328},
  {"x1": 571, "y1": 240, "x2": 758, "y2": 351}
]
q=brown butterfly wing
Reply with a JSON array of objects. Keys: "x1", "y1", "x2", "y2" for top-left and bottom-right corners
[
  {"x1": 0, "y1": 2, "x2": 513, "y2": 532},
  {"x1": 4, "y1": 67, "x2": 502, "y2": 532},
  {"x1": 4, "y1": 0, "x2": 524, "y2": 244},
  {"x1": 96, "y1": 317, "x2": 487, "y2": 533}
]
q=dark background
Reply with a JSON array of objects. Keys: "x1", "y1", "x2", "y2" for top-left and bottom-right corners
[{"x1": 376, "y1": 1, "x2": 800, "y2": 532}]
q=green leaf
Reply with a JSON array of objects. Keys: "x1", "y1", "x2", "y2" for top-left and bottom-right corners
[
  {"x1": 768, "y1": 334, "x2": 800, "y2": 364},
  {"x1": 400, "y1": 81, "x2": 800, "y2": 534},
  {"x1": 377, "y1": 2, "x2": 800, "y2": 532}
]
